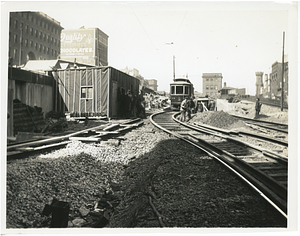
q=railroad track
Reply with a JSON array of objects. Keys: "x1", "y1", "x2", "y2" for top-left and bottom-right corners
[
  {"x1": 230, "y1": 114, "x2": 288, "y2": 134},
  {"x1": 150, "y1": 111, "x2": 288, "y2": 218},
  {"x1": 7, "y1": 118, "x2": 144, "y2": 161}
]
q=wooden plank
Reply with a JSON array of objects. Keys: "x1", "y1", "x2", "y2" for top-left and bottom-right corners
[
  {"x1": 69, "y1": 137, "x2": 100, "y2": 142},
  {"x1": 7, "y1": 123, "x2": 108, "y2": 151},
  {"x1": 103, "y1": 123, "x2": 120, "y2": 131}
]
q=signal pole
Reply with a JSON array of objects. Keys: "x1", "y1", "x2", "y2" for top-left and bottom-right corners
[{"x1": 281, "y1": 32, "x2": 285, "y2": 111}]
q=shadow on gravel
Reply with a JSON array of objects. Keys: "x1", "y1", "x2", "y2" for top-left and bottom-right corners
[{"x1": 109, "y1": 138, "x2": 287, "y2": 228}]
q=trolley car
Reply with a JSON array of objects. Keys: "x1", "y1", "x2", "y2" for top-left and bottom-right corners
[{"x1": 170, "y1": 78, "x2": 194, "y2": 110}]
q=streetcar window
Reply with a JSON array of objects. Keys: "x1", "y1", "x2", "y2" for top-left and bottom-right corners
[
  {"x1": 185, "y1": 86, "x2": 189, "y2": 95},
  {"x1": 176, "y1": 86, "x2": 183, "y2": 94},
  {"x1": 171, "y1": 86, "x2": 175, "y2": 94}
]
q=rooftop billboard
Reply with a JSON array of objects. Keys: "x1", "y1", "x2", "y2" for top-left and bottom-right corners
[{"x1": 60, "y1": 29, "x2": 95, "y2": 64}]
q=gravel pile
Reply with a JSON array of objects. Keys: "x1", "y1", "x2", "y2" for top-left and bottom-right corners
[
  {"x1": 188, "y1": 111, "x2": 247, "y2": 129},
  {"x1": 6, "y1": 112, "x2": 287, "y2": 229}
]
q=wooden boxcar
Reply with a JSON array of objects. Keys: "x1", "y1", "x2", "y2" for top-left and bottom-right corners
[
  {"x1": 170, "y1": 78, "x2": 194, "y2": 110},
  {"x1": 52, "y1": 66, "x2": 140, "y2": 118}
]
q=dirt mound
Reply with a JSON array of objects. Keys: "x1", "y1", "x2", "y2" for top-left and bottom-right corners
[{"x1": 189, "y1": 111, "x2": 247, "y2": 129}]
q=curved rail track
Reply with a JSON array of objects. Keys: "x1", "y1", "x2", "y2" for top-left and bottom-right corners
[{"x1": 150, "y1": 111, "x2": 288, "y2": 218}]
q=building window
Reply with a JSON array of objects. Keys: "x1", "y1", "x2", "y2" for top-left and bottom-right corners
[
  {"x1": 13, "y1": 48, "x2": 18, "y2": 59},
  {"x1": 30, "y1": 27, "x2": 33, "y2": 35},
  {"x1": 39, "y1": 32, "x2": 42, "y2": 39},
  {"x1": 35, "y1": 30, "x2": 38, "y2": 38},
  {"x1": 47, "y1": 35, "x2": 49, "y2": 42},
  {"x1": 14, "y1": 19, "x2": 18, "y2": 29},
  {"x1": 211, "y1": 78, "x2": 213, "y2": 81},
  {"x1": 81, "y1": 87, "x2": 93, "y2": 99},
  {"x1": 47, "y1": 47, "x2": 49, "y2": 54},
  {"x1": 215, "y1": 86, "x2": 218, "y2": 90},
  {"x1": 210, "y1": 85, "x2": 213, "y2": 90},
  {"x1": 51, "y1": 37, "x2": 53, "y2": 44},
  {"x1": 35, "y1": 43, "x2": 38, "y2": 50},
  {"x1": 25, "y1": 25, "x2": 28, "y2": 34},
  {"x1": 30, "y1": 40, "x2": 33, "y2": 47},
  {"x1": 43, "y1": 33, "x2": 46, "y2": 41},
  {"x1": 206, "y1": 78, "x2": 209, "y2": 81},
  {"x1": 20, "y1": 22, "x2": 23, "y2": 30},
  {"x1": 14, "y1": 34, "x2": 18, "y2": 44},
  {"x1": 206, "y1": 85, "x2": 209, "y2": 90},
  {"x1": 51, "y1": 49, "x2": 54, "y2": 56},
  {"x1": 39, "y1": 44, "x2": 42, "y2": 52},
  {"x1": 25, "y1": 39, "x2": 28, "y2": 47}
]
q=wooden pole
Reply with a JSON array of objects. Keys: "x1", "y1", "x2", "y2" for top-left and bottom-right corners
[
  {"x1": 281, "y1": 32, "x2": 285, "y2": 111},
  {"x1": 173, "y1": 55, "x2": 175, "y2": 81}
]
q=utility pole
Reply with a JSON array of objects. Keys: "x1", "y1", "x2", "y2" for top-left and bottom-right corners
[
  {"x1": 173, "y1": 55, "x2": 175, "y2": 81},
  {"x1": 281, "y1": 32, "x2": 285, "y2": 111}
]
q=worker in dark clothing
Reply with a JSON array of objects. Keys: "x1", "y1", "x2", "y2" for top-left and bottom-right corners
[
  {"x1": 120, "y1": 88, "x2": 126, "y2": 118},
  {"x1": 186, "y1": 97, "x2": 194, "y2": 121},
  {"x1": 180, "y1": 97, "x2": 188, "y2": 122},
  {"x1": 193, "y1": 96, "x2": 198, "y2": 113},
  {"x1": 255, "y1": 98, "x2": 262, "y2": 117},
  {"x1": 127, "y1": 90, "x2": 133, "y2": 118}
]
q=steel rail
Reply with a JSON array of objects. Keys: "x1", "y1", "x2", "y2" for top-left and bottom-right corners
[
  {"x1": 150, "y1": 111, "x2": 287, "y2": 218},
  {"x1": 192, "y1": 122, "x2": 288, "y2": 147}
]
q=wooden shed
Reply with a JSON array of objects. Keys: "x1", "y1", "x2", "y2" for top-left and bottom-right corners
[{"x1": 52, "y1": 66, "x2": 140, "y2": 118}]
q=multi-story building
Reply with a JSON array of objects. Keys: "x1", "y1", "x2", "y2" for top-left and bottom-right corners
[
  {"x1": 145, "y1": 79, "x2": 158, "y2": 92},
  {"x1": 269, "y1": 61, "x2": 289, "y2": 99},
  {"x1": 121, "y1": 67, "x2": 146, "y2": 91},
  {"x1": 202, "y1": 73, "x2": 223, "y2": 96},
  {"x1": 9, "y1": 11, "x2": 63, "y2": 66},
  {"x1": 60, "y1": 27, "x2": 108, "y2": 66}
]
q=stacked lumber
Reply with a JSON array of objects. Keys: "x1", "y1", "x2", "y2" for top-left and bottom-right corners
[{"x1": 13, "y1": 100, "x2": 45, "y2": 135}]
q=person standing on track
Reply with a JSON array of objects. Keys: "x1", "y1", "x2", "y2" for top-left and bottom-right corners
[
  {"x1": 255, "y1": 98, "x2": 262, "y2": 117},
  {"x1": 185, "y1": 97, "x2": 194, "y2": 121},
  {"x1": 180, "y1": 96, "x2": 188, "y2": 121}
]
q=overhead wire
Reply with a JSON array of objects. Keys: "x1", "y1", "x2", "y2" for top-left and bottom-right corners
[{"x1": 172, "y1": 11, "x2": 188, "y2": 43}]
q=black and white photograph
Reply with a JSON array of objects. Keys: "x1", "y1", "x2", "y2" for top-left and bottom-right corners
[{"x1": 1, "y1": 0, "x2": 298, "y2": 235}]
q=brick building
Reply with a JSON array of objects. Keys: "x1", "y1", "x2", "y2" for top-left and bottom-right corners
[
  {"x1": 202, "y1": 73, "x2": 223, "y2": 96},
  {"x1": 9, "y1": 11, "x2": 63, "y2": 66},
  {"x1": 145, "y1": 79, "x2": 158, "y2": 92},
  {"x1": 269, "y1": 61, "x2": 289, "y2": 100}
]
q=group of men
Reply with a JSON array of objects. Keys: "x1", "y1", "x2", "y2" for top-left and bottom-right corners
[
  {"x1": 179, "y1": 96, "x2": 197, "y2": 122},
  {"x1": 117, "y1": 88, "x2": 146, "y2": 119}
]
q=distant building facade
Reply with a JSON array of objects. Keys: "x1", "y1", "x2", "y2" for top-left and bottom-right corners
[
  {"x1": 145, "y1": 79, "x2": 158, "y2": 91},
  {"x1": 121, "y1": 67, "x2": 147, "y2": 91},
  {"x1": 202, "y1": 73, "x2": 223, "y2": 96},
  {"x1": 60, "y1": 27, "x2": 108, "y2": 66},
  {"x1": 9, "y1": 11, "x2": 63, "y2": 66},
  {"x1": 269, "y1": 61, "x2": 289, "y2": 100}
]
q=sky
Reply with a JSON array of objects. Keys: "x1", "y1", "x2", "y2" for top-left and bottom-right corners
[{"x1": 1, "y1": 1, "x2": 298, "y2": 95}]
